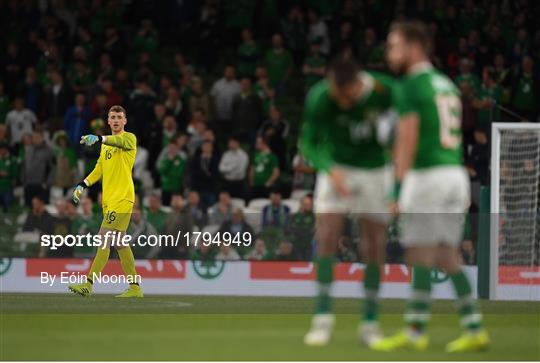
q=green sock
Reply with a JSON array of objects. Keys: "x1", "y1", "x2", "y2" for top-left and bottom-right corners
[
  {"x1": 405, "y1": 266, "x2": 432, "y2": 333},
  {"x1": 315, "y1": 256, "x2": 334, "y2": 314},
  {"x1": 362, "y1": 262, "x2": 380, "y2": 322},
  {"x1": 450, "y1": 269, "x2": 482, "y2": 332}
]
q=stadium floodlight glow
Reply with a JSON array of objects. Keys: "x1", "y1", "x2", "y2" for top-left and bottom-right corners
[{"x1": 490, "y1": 122, "x2": 540, "y2": 301}]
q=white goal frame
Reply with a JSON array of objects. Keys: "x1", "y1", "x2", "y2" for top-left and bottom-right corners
[{"x1": 490, "y1": 122, "x2": 540, "y2": 300}]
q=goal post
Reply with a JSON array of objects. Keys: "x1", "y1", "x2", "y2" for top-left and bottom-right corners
[{"x1": 489, "y1": 122, "x2": 540, "y2": 300}]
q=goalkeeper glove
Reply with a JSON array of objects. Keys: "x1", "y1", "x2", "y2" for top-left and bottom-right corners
[
  {"x1": 72, "y1": 181, "x2": 88, "y2": 204},
  {"x1": 80, "y1": 134, "x2": 101, "y2": 146}
]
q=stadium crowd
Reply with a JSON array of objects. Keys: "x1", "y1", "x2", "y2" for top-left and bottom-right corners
[{"x1": 0, "y1": 0, "x2": 539, "y2": 263}]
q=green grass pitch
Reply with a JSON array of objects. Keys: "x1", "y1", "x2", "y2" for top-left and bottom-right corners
[{"x1": 1, "y1": 293, "x2": 538, "y2": 361}]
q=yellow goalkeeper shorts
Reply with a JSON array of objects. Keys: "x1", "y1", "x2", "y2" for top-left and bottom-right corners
[{"x1": 101, "y1": 199, "x2": 134, "y2": 232}]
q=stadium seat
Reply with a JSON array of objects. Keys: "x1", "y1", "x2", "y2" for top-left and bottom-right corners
[
  {"x1": 159, "y1": 206, "x2": 172, "y2": 213},
  {"x1": 282, "y1": 199, "x2": 300, "y2": 214},
  {"x1": 201, "y1": 224, "x2": 220, "y2": 236},
  {"x1": 45, "y1": 205, "x2": 58, "y2": 215},
  {"x1": 290, "y1": 189, "x2": 311, "y2": 200},
  {"x1": 243, "y1": 207, "x2": 262, "y2": 233},
  {"x1": 247, "y1": 198, "x2": 270, "y2": 211},
  {"x1": 14, "y1": 231, "x2": 40, "y2": 251},
  {"x1": 231, "y1": 198, "x2": 246, "y2": 210}
]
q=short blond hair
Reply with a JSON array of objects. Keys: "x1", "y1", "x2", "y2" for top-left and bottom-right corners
[{"x1": 108, "y1": 105, "x2": 127, "y2": 117}]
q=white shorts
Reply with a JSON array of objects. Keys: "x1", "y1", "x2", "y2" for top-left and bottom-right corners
[
  {"x1": 398, "y1": 166, "x2": 470, "y2": 246},
  {"x1": 314, "y1": 165, "x2": 391, "y2": 223}
]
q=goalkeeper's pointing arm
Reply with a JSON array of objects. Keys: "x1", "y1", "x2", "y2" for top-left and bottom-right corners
[{"x1": 80, "y1": 132, "x2": 136, "y2": 150}]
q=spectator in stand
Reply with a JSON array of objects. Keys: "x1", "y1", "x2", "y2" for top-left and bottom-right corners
[
  {"x1": 208, "y1": 191, "x2": 233, "y2": 226},
  {"x1": 156, "y1": 74, "x2": 172, "y2": 101},
  {"x1": 474, "y1": 66, "x2": 502, "y2": 129},
  {"x1": 190, "y1": 140, "x2": 219, "y2": 208},
  {"x1": 307, "y1": 9, "x2": 330, "y2": 56},
  {"x1": 186, "y1": 120, "x2": 207, "y2": 156},
  {"x1": 5, "y1": 97, "x2": 37, "y2": 147},
  {"x1": 237, "y1": 28, "x2": 261, "y2": 78},
  {"x1": 101, "y1": 77, "x2": 122, "y2": 108},
  {"x1": 465, "y1": 129, "x2": 490, "y2": 186},
  {"x1": 262, "y1": 189, "x2": 290, "y2": 229},
  {"x1": 512, "y1": 56, "x2": 538, "y2": 121},
  {"x1": 210, "y1": 65, "x2": 241, "y2": 135},
  {"x1": 0, "y1": 82, "x2": 10, "y2": 122},
  {"x1": 0, "y1": 125, "x2": 9, "y2": 146},
  {"x1": 258, "y1": 106, "x2": 290, "y2": 169},
  {"x1": 128, "y1": 207, "x2": 159, "y2": 259},
  {"x1": 245, "y1": 238, "x2": 269, "y2": 260},
  {"x1": 90, "y1": 93, "x2": 108, "y2": 120},
  {"x1": 189, "y1": 77, "x2": 211, "y2": 120},
  {"x1": 493, "y1": 53, "x2": 512, "y2": 102},
  {"x1": 18, "y1": 67, "x2": 42, "y2": 114},
  {"x1": 219, "y1": 136, "x2": 249, "y2": 200},
  {"x1": 161, "y1": 115, "x2": 178, "y2": 148},
  {"x1": 231, "y1": 77, "x2": 263, "y2": 144},
  {"x1": 292, "y1": 151, "x2": 316, "y2": 193},
  {"x1": 133, "y1": 19, "x2": 159, "y2": 56},
  {"x1": 127, "y1": 77, "x2": 156, "y2": 145},
  {"x1": 216, "y1": 244, "x2": 241, "y2": 261},
  {"x1": 52, "y1": 132, "x2": 77, "y2": 195},
  {"x1": 24, "y1": 196, "x2": 54, "y2": 250},
  {"x1": 22, "y1": 129, "x2": 53, "y2": 206},
  {"x1": 71, "y1": 196, "x2": 101, "y2": 257},
  {"x1": 280, "y1": 5, "x2": 306, "y2": 66},
  {"x1": 455, "y1": 58, "x2": 481, "y2": 96},
  {"x1": 264, "y1": 33, "x2": 293, "y2": 96},
  {"x1": 45, "y1": 70, "x2": 72, "y2": 131},
  {"x1": 164, "y1": 86, "x2": 185, "y2": 124},
  {"x1": 103, "y1": 27, "x2": 124, "y2": 67},
  {"x1": 158, "y1": 140, "x2": 187, "y2": 206},
  {"x1": 288, "y1": 195, "x2": 315, "y2": 260},
  {"x1": 250, "y1": 136, "x2": 280, "y2": 199},
  {"x1": 186, "y1": 108, "x2": 207, "y2": 134},
  {"x1": 96, "y1": 53, "x2": 115, "y2": 82},
  {"x1": 64, "y1": 93, "x2": 90, "y2": 148},
  {"x1": 303, "y1": 41, "x2": 327, "y2": 92},
  {"x1": 67, "y1": 61, "x2": 92, "y2": 95},
  {"x1": 218, "y1": 208, "x2": 255, "y2": 256},
  {"x1": 143, "y1": 193, "x2": 167, "y2": 233},
  {"x1": 184, "y1": 190, "x2": 207, "y2": 229},
  {"x1": 0, "y1": 143, "x2": 16, "y2": 211},
  {"x1": 254, "y1": 66, "x2": 275, "y2": 116},
  {"x1": 147, "y1": 103, "x2": 166, "y2": 171},
  {"x1": 161, "y1": 194, "x2": 193, "y2": 259},
  {"x1": 3, "y1": 43, "x2": 23, "y2": 99},
  {"x1": 190, "y1": 243, "x2": 217, "y2": 261},
  {"x1": 273, "y1": 240, "x2": 296, "y2": 261},
  {"x1": 48, "y1": 199, "x2": 73, "y2": 256}
]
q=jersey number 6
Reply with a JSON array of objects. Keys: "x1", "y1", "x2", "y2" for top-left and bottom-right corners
[{"x1": 435, "y1": 94, "x2": 462, "y2": 149}]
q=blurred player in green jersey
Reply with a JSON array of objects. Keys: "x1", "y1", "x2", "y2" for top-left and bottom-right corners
[
  {"x1": 300, "y1": 58, "x2": 396, "y2": 347},
  {"x1": 372, "y1": 21, "x2": 489, "y2": 353}
]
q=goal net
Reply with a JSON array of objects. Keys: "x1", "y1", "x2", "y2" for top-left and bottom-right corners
[{"x1": 490, "y1": 123, "x2": 540, "y2": 300}]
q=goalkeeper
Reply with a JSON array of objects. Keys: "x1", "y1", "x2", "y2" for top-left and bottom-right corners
[{"x1": 68, "y1": 105, "x2": 143, "y2": 298}]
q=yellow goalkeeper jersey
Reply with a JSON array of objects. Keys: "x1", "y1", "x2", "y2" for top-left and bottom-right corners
[{"x1": 85, "y1": 132, "x2": 137, "y2": 204}]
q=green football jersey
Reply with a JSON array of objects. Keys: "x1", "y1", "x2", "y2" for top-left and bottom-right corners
[
  {"x1": 394, "y1": 64, "x2": 463, "y2": 169},
  {"x1": 300, "y1": 71, "x2": 395, "y2": 171}
]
